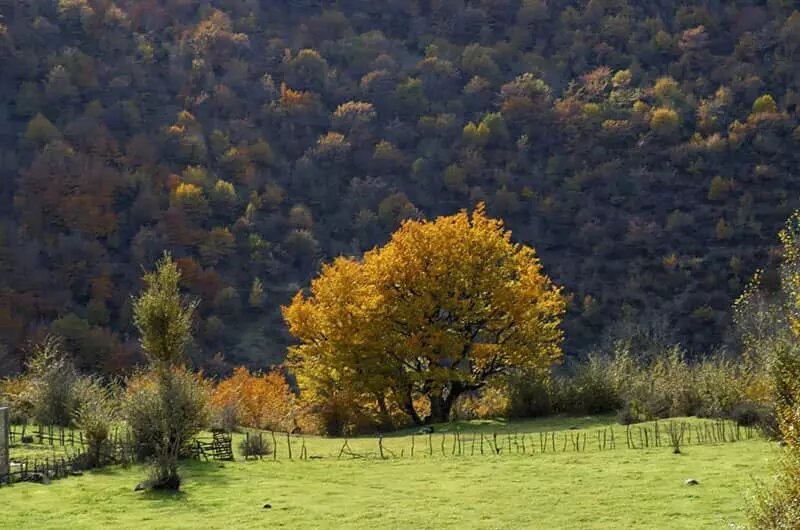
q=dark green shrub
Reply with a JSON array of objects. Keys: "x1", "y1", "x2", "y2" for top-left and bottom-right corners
[
  {"x1": 506, "y1": 370, "x2": 554, "y2": 418},
  {"x1": 554, "y1": 355, "x2": 621, "y2": 415},
  {"x1": 731, "y1": 402, "x2": 765, "y2": 427},
  {"x1": 616, "y1": 407, "x2": 639, "y2": 425}
]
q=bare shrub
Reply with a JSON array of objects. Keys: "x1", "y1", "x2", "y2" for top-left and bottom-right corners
[
  {"x1": 73, "y1": 379, "x2": 119, "y2": 468},
  {"x1": 239, "y1": 432, "x2": 271, "y2": 459}
]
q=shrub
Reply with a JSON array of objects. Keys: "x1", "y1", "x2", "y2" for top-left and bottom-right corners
[
  {"x1": 211, "y1": 402, "x2": 239, "y2": 433},
  {"x1": 295, "y1": 386, "x2": 409, "y2": 436},
  {"x1": 506, "y1": 369, "x2": 554, "y2": 418},
  {"x1": 452, "y1": 382, "x2": 511, "y2": 421},
  {"x1": 211, "y1": 367, "x2": 295, "y2": 432},
  {"x1": 0, "y1": 376, "x2": 33, "y2": 423},
  {"x1": 693, "y1": 355, "x2": 748, "y2": 417},
  {"x1": 557, "y1": 355, "x2": 622, "y2": 415},
  {"x1": 239, "y1": 432, "x2": 271, "y2": 459},
  {"x1": 24, "y1": 335, "x2": 83, "y2": 426},
  {"x1": 644, "y1": 347, "x2": 698, "y2": 417},
  {"x1": 666, "y1": 422, "x2": 686, "y2": 454},
  {"x1": 73, "y1": 379, "x2": 119, "y2": 468},
  {"x1": 730, "y1": 402, "x2": 765, "y2": 428},
  {"x1": 748, "y1": 450, "x2": 800, "y2": 529},
  {"x1": 616, "y1": 407, "x2": 638, "y2": 425},
  {"x1": 124, "y1": 367, "x2": 210, "y2": 473}
]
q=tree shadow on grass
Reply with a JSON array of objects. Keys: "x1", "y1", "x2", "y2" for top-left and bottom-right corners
[
  {"x1": 130, "y1": 460, "x2": 236, "y2": 498},
  {"x1": 138, "y1": 488, "x2": 189, "y2": 503},
  {"x1": 181, "y1": 459, "x2": 236, "y2": 481}
]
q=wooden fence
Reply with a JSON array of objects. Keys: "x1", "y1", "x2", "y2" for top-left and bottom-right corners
[
  {"x1": 249, "y1": 419, "x2": 761, "y2": 462},
  {"x1": 0, "y1": 418, "x2": 764, "y2": 485},
  {"x1": 8, "y1": 424, "x2": 88, "y2": 448},
  {"x1": 1, "y1": 424, "x2": 140, "y2": 487},
  {"x1": 0, "y1": 454, "x2": 85, "y2": 486}
]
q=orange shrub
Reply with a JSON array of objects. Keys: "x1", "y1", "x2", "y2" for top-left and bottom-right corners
[{"x1": 211, "y1": 367, "x2": 295, "y2": 432}]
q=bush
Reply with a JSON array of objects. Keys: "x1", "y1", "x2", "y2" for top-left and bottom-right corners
[
  {"x1": 239, "y1": 432, "x2": 271, "y2": 459},
  {"x1": 211, "y1": 367, "x2": 296, "y2": 432},
  {"x1": 556, "y1": 355, "x2": 622, "y2": 415},
  {"x1": 211, "y1": 402, "x2": 239, "y2": 433},
  {"x1": 506, "y1": 369, "x2": 554, "y2": 418},
  {"x1": 452, "y1": 382, "x2": 510, "y2": 421},
  {"x1": 0, "y1": 376, "x2": 33, "y2": 423},
  {"x1": 124, "y1": 367, "x2": 210, "y2": 469},
  {"x1": 731, "y1": 402, "x2": 766, "y2": 428},
  {"x1": 24, "y1": 335, "x2": 83, "y2": 426},
  {"x1": 748, "y1": 450, "x2": 800, "y2": 529},
  {"x1": 73, "y1": 379, "x2": 119, "y2": 468},
  {"x1": 295, "y1": 387, "x2": 410, "y2": 436},
  {"x1": 693, "y1": 356, "x2": 746, "y2": 417},
  {"x1": 616, "y1": 407, "x2": 638, "y2": 425}
]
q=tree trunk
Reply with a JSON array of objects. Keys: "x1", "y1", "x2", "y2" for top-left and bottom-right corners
[
  {"x1": 402, "y1": 390, "x2": 424, "y2": 425},
  {"x1": 375, "y1": 394, "x2": 394, "y2": 432},
  {"x1": 425, "y1": 383, "x2": 465, "y2": 425}
]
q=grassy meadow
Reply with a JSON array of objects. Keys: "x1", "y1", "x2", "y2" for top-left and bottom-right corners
[{"x1": 1, "y1": 415, "x2": 779, "y2": 529}]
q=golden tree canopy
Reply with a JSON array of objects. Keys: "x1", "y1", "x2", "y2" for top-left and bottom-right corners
[{"x1": 283, "y1": 204, "x2": 566, "y2": 425}]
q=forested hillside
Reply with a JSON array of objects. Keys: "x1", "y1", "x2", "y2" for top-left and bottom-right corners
[{"x1": 2, "y1": 0, "x2": 800, "y2": 374}]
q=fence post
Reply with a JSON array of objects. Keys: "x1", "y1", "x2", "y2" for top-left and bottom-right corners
[{"x1": 0, "y1": 408, "x2": 8, "y2": 483}]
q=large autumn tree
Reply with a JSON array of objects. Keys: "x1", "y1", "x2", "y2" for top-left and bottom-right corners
[{"x1": 283, "y1": 204, "x2": 565, "y2": 426}]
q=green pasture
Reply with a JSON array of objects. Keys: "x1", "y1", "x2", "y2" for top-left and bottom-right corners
[{"x1": 0, "y1": 415, "x2": 779, "y2": 529}]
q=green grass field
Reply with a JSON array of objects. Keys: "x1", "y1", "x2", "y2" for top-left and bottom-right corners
[{"x1": 1, "y1": 416, "x2": 779, "y2": 529}]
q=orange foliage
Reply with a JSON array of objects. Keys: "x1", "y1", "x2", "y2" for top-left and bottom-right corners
[{"x1": 211, "y1": 367, "x2": 295, "y2": 431}]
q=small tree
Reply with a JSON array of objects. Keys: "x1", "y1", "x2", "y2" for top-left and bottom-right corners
[
  {"x1": 130, "y1": 252, "x2": 206, "y2": 491},
  {"x1": 133, "y1": 253, "x2": 197, "y2": 367}
]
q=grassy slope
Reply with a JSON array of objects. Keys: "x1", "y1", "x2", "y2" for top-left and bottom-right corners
[{"x1": 1, "y1": 416, "x2": 778, "y2": 529}]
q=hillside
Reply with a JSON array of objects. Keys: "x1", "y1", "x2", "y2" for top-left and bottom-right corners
[{"x1": 3, "y1": 1, "x2": 800, "y2": 373}]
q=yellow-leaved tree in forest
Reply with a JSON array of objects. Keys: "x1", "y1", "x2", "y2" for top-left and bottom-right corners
[{"x1": 283, "y1": 204, "x2": 566, "y2": 428}]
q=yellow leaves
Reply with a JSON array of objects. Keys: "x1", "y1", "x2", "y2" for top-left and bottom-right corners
[
  {"x1": 283, "y1": 203, "x2": 566, "y2": 423},
  {"x1": 650, "y1": 107, "x2": 679, "y2": 137}
]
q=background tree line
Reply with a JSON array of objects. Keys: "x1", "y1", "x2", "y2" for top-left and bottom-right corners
[{"x1": 4, "y1": 1, "x2": 800, "y2": 372}]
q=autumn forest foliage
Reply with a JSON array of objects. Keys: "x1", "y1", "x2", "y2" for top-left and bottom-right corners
[{"x1": 4, "y1": 1, "x2": 800, "y2": 376}]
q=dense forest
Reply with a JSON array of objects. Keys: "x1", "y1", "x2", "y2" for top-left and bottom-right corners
[{"x1": 2, "y1": 0, "x2": 800, "y2": 375}]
